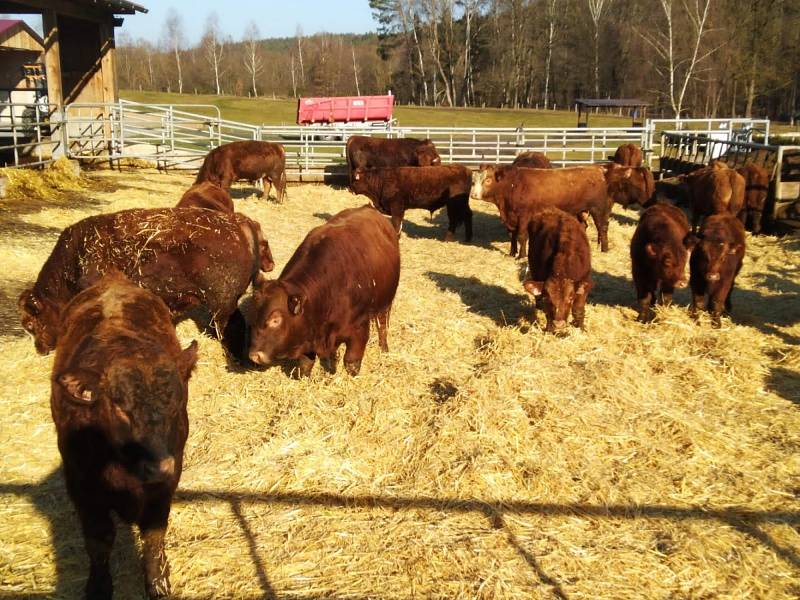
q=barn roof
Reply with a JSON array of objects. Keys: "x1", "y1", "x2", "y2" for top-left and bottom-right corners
[
  {"x1": 74, "y1": 0, "x2": 148, "y2": 14},
  {"x1": 0, "y1": 1, "x2": 147, "y2": 15},
  {"x1": 0, "y1": 18, "x2": 43, "y2": 49},
  {"x1": 576, "y1": 98, "x2": 651, "y2": 108}
]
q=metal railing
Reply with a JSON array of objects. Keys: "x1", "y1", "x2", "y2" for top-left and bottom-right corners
[
  {"x1": 0, "y1": 99, "x2": 773, "y2": 183},
  {"x1": 646, "y1": 118, "x2": 771, "y2": 168},
  {"x1": 659, "y1": 131, "x2": 780, "y2": 177},
  {"x1": 0, "y1": 102, "x2": 61, "y2": 167}
]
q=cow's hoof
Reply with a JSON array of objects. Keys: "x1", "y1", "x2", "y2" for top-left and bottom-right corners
[
  {"x1": 444, "y1": 231, "x2": 455, "y2": 242},
  {"x1": 344, "y1": 360, "x2": 362, "y2": 376}
]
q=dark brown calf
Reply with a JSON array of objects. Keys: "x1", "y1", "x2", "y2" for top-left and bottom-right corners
[
  {"x1": 350, "y1": 165, "x2": 473, "y2": 242},
  {"x1": 19, "y1": 208, "x2": 274, "y2": 358},
  {"x1": 249, "y1": 205, "x2": 400, "y2": 376},
  {"x1": 737, "y1": 163, "x2": 769, "y2": 234},
  {"x1": 195, "y1": 140, "x2": 287, "y2": 202},
  {"x1": 346, "y1": 135, "x2": 441, "y2": 180},
  {"x1": 51, "y1": 272, "x2": 197, "y2": 599},
  {"x1": 630, "y1": 204, "x2": 698, "y2": 322},
  {"x1": 613, "y1": 143, "x2": 644, "y2": 167},
  {"x1": 511, "y1": 151, "x2": 552, "y2": 169},
  {"x1": 176, "y1": 182, "x2": 234, "y2": 212},
  {"x1": 689, "y1": 213, "x2": 746, "y2": 328},
  {"x1": 470, "y1": 164, "x2": 610, "y2": 256},
  {"x1": 522, "y1": 207, "x2": 593, "y2": 333}
]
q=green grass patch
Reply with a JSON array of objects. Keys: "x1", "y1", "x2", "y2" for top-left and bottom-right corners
[{"x1": 121, "y1": 90, "x2": 633, "y2": 129}]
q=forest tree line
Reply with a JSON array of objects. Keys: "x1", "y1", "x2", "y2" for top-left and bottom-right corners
[{"x1": 117, "y1": 1, "x2": 800, "y2": 120}]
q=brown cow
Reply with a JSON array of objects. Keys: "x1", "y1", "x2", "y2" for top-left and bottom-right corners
[
  {"x1": 630, "y1": 204, "x2": 698, "y2": 322},
  {"x1": 249, "y1": 206, "x2": 400, "y2": 377},
  {"x1": 195, "y1": 140, "x2": 287, "y2": 202},
  {"x1": 350, "y1": 165, "x2": 473, "y2": 242},
  {"x1": 51, "y1": 271, "x2": 197, "y2": 599},
  {"x1": 685, "y1": 164, "x2": 745, "y2": 230},
  {"x1": 603, "y1": 163, "x2": 656, "y2": 208},
  {"x1": 737, "y1": 163, "x2": 769, "y2": 234},
  {"x1": 470, "y1": 164, "x2": 611, "y2": 256},
  {"x1": 613, "y1": 143, "x2": 644, "y2": 167},
  {"x1": 512, "y1": 151, "x2": 553, "y2": 169},
  {"x1": 522, "y1": 207, "x2": 592, "y2": 333},
  {"x1": 689, "y1": 213, "x2": 746, "y2": 328},
  {"x1": 346, "y1": 135, "x2": 441, "y2": 179},
  {"x1": 19, "y1": 208, "x2": 274, "y2": 357},
  {"x1": 176, "y1": 182, "x2": 234, "y2": 212}
]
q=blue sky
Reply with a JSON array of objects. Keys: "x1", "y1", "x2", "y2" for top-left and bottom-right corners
[
  {"x1": 3, "y1": 1, "x2": 376, "y2": 42},
  {"x1": 120, "y1": 1, "x2": 376, "y2": 42}
]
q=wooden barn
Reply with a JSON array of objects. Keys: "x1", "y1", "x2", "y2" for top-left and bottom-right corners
[
  {"x1": 0, "y1": 0, "x2": 147, "y2": 108},
  {"x1": 0, "y1": 18, "x2": 44, "y2": 105}
]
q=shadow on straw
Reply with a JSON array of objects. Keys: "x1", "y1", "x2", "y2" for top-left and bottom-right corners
[
  {"x1": 3, "y1": 477, "x2": 799, "y2": 599},
  {"x1": 426, "y1": 271, "x2": 525, "y2": 326}
]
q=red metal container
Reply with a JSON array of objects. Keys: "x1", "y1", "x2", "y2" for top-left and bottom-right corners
[{"x1": 296, "y1": 95, "x2": 394, "y2": 125}]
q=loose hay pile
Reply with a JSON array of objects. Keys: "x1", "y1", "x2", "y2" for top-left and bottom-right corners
[
  {"x1": 0, "y1": 169, "x2": 798, "y2": 599},
  {"x1": 0, "y1": 158, "x2": 87, "y2": 201}
]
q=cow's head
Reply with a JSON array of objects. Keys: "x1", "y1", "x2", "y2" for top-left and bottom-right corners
[
  {"x1": 470, "y1": 164, "x2": 503, "y2": 201},
  {"x1": 645, "y1": 232, "x2": 698, "y2": 289},
  {"x1": 695, "y1": 229, "x2": 743, "y2": 283},
  {"x1": 524, "y1": 277, "x2": 590, "y2": 333},
  {"x1": 54, "y1": 341, "x2": 197, "y2": 484},
  {"x1": 19, "y1": 289, "x2": 60, "y2": 355},
  {"x1": 607, "y1": 166, "x2": 656, "y2": 208},
  {"x1": 249, "y1": 277, "x2": 306, "y2": 366},
  {"x1": 416, "y1": 140, "x2": 441, "y2": 166}
]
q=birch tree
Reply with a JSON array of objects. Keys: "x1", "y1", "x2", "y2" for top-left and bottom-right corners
[
  {"x1": 243, "y1": 21, "x2": 263, "y2": 97},
  {"x1": 640, "y1": 0, "x2": 716, "y2": 116},
  {"x1": 542, "y1": 0, "x2": 559, "y2": 107},
  {"x1": 203, "y1": 12, "x2": 225, "y2": 95},
  {"x1": 587, "y1": 0, "x2": 613, "y2": 97},
  {"x1": 163, "y1": 9, "x2": 184, "y2": 94}
]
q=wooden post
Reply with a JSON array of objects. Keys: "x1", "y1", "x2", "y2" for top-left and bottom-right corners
[
  {"x1": 99, "y1": 19, "x2": 118, "y2": 105},
  {"x1": 42, "y1": 10, "x2": 64, "y2": 158},
  {"x1": 99, "y1": 18, "x2": 118, "y2": 160}
]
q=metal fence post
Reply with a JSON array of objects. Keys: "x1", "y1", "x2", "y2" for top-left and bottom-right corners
[
  {"x1": 10, "y1": 105, "x2": 18, "y2": 166},
  {"x1": 34, "y1": 102, "x2": 42, "y2": 165}
]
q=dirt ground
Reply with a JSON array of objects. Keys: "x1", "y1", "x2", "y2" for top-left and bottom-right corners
[{"x1": 0, "y1": 168, "x2": 798, "y2": 599}]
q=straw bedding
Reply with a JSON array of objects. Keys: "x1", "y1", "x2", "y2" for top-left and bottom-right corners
[{"x1": 0, "y1": 166, "x2": 798, "y2": 599}]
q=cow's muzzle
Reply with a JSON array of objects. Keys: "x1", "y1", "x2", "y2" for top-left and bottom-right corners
[
  {"x1": 140, "y1": 456, "x2": 175, "y2": 484},
  {"x1": 249, "y1": 350, "x2": 270, "y2": 366}
]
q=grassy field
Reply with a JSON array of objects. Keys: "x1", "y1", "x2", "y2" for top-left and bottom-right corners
[
  {"x1": 121, "y1": 90, "x2": 633, "y2": 128},
  {"x1": 0, "y1": 164, "x2": 798, "y2": 599}
]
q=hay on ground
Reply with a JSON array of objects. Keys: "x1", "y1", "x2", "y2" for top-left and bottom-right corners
[{"x1": 0, "y1": 169, "x2": 798, "y2": 599}]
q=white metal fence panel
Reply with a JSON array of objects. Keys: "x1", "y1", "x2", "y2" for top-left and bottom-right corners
[{"x1": 0, "y1": 99, "x2": 773, "y2": 182}]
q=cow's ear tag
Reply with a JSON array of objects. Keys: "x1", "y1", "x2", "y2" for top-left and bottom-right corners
[
  {"x1": 288, "y1": 294, "x2": 305, "y2": 316},
  {"x1": 58, "y1": 372, "x2": 94, "y2": 404}
]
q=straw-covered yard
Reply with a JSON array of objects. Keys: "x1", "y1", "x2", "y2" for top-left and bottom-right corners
[{"x1": 0, "y1": 161, "x2": 798, "y2": 599}]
